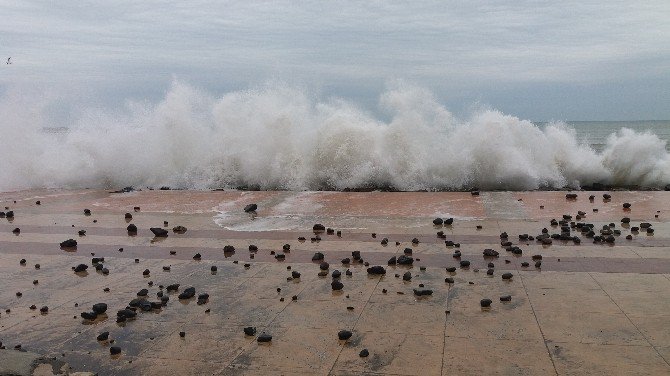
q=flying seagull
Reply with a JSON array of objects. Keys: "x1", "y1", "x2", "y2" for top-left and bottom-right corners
[{"x1": 6, "y1": 57, "x2": 10, "y2": 64}]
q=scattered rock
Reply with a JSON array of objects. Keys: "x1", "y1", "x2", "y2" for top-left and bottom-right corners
[
  {"x1": 338, "y1": 330, "x2": 353, "y2": 340},
  {"x1": 150, "y1": 228, "x2": 168, "y2": 237},
  {"x1": 244, "y1": 204, "x2": 258, "y2": 213}
]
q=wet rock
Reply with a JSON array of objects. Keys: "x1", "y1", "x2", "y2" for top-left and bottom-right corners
[
  {"x1": 150, "y1": 228, "x2": 168, "y2": 237},
  {"x1": 367, "y1": 266, "x2": 386, "y2": 275},
  {"x1": 172, "y1": 226, "x2": 187, "y2": 233},
  {"x1": 257, "y1": 333, "x2": 272, "y2": 342},
  {"x1": 480, "y1": 299, "x2": 492, "y2": 308},
  {"x1": 244, "y1": 204, "x2": 258, "y2": 213},
  {"x1": 92, "y1": 303, "x2": 108, "y2": 314},
  {"x1": 244, "y1": 327, "x2": 257, "y2": 336},
  {"x1": 397, "y1": 255, "x2": 414, "y2": 265},
  {"x1": 483, "y1": 249, "x2": 499, "y2": 257},
  {"x1": 178, "y1": 287, "x2": 196, "y2": 300},
  {"x1": 73, "y1": 264, "x2": 88, "y2": 273},
  {"x1": 338, "y1": 330, "x2": 353, "y2": 340},
  {"x1": 60, "y1": 239, "x2": 77, "y2": 248},
  {"x1": 413, "y1": 288, "x2": 433, "y2": 296}
]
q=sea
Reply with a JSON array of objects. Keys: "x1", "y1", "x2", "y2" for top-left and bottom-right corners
[{"x1": 1, "y1": 84, "x2": 669, "y2": 192}]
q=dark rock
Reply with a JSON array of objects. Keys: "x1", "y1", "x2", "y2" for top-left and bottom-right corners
[
  {"x1": 480, "y1": 299, "x2": 492, "y2": 308},
  {"x1": 402, "y1": 272, "x2": 412, "y2": 281},
  {"x1": 444, "y1": 218, "x2": 454, "y2": 225},
  {"x1": 459, "y1": 260, "x2": 470, "y2": 268},
  {"x1": 244, "y1": 327, "x2": 257, "y2": 336},
  {"x1": 12, "y1": 228, "x2": 20, "y2": 234},
  {"x1": 92, "y1": 303, "x2": 108, "y2": 314},
  {"x1": 178, "y1": 287, "x2": 196, "y2": 300},
  {"x1": 172, "y1": 226, "x2": 187, "y2": 233},
  {"x1": 338, "y1": 330, "x2": 353, "y2": 340},
  {"x1": 413, "y1": 288, "x2": 433, "y2": 296},
  {"x1": 483, "y1": 249, "x2": 499, "y2": 257},
  {"x1": 332, "y1": 270, "x2": 342, "y2": 278},
  {"x1": 387, "y1": 256, "x2": 397, "y2": 265},
  {"x1": 331, "y1": 280, "x2": 344, "y2": 290},
  {"x1": 500, "y1": 295, "x2": 512, "y2": 302},
  {"x1": 73, "y1": 264, "x2": 88, "y2": 273},
  {"x1": 313, "y1": 223, "x2": 326, "y2": 232},
  {"x1": 193, "y1": 253, "x2": 202, "y2": 260},
  {"x1": 257, "y1": 333, "x2": 272, "y2": 342},
  {"x1": 320, "y1": 262, "x2": 330, "y2": 270},
  {"x1": 150, "y1": 228, "x2": 168, "y2": 237},
  {"x1": 502, "y1": 272, "x2": 513, "y2": 280},
  {"x1": 433, "y1": 218, "x2": 443, "y2": 225},
  {"x1": 367, "y1": 266, "x2": 386, "y2": 275},
  {"x1": 166, "y1": 284, "x2": 180, "y2": 292},
  {"x1": 97, "y1": 331, "x2": 110, "y2": 341},
  {"x1": 446, "y1": 266, "x2": 456, "y2": 273},
  {"x1": 40, "y1": 306, "x2": 49, "y2": 313},
  {"x1": 312, "y1": 252, "x2": 325, "y2": 261},
  {"x1": 244, "y1": 204, "x2": 258, "y2": 213},
  {"x1": 359, "y1": 349, "x2": 370, "y2": 357},
  {"x1": 84, "y1": 209, "x2": 91, "y2": 215},
  {"x1": 60, "y1": 239, "x2": 77, "y2": 248},
  {"x1": 110, "y1": 346, "x2": 121, "y2": 355},
  {"x1": 397, "y1": 255, "x2": 414, "y2": 265}
]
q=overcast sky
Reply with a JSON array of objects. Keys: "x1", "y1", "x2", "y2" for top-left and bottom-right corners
[{"x1": 1, "y1": 0, "x2": 669, "y2": 121}]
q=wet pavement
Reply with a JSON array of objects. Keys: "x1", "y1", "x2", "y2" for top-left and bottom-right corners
[{"x1": 0, "y1": 189, "x2": 669, "y2": 375}]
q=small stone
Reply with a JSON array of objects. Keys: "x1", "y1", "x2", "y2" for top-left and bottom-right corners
[
  {"x1": 179, "y1": 331, "x2": 186, "y2": 338},
  {"x1": 359, "y1": 349, "x2": 370, "y2": 357},
  {"x1": 244, "y1": 204, "x2": 258, "y2": 213},
  {"x1": 97, "y1": 331, "x2": 110, "y2": 341},
  {"x1": 110, "y1": 346, "x2": 121, "y2": 355},
  {"x1": 257, "y1": 333, "x2": 272, "y2": 342},
  {"x1": 500, "y1": 295, "x2": 512, "y2": 302},
  {"x1": 338, "y1": 330, "x2": 353, "y2": 340},
  {"x1": 244, "y1": 327, "x2": 257, "y2": 336},
  {"x1": 60, "y1": 239, "x2": 77, "y2": 248},
  {"x1": 150, "y1": 228, "x2": 168, "y2": 237},
  {"x1": 480, "y1": 299, "x2": 492, "y2": 308},
  {"x1": 502, "y1": 272, "x2": 513, "y2": 280},
  {"x1": 331, "y1": 280, "x2": 344, "y2": 290}
]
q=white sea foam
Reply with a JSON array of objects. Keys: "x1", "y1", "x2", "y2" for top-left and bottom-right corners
[{"x1": 1, "y1": 81, "x2": 669, "y2": 191}]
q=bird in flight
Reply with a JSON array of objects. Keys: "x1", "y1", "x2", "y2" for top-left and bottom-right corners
[{"x1": 6, "y1": 57, "x2": 11, "y2": 64}]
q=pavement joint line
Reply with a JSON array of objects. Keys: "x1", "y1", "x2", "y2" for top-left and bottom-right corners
[
  {"x1": 518, "y1": 270, "x2": 560, "y2": 376},
  {"x1": 587, "y1": 272, "x2": 670, "y2": 369},
  {"x1": 223, "y1": 274, "x2": 307, "y2": 369},
  {"x1": 327, "y1": 273, "x2": 382, "y2": 375}
]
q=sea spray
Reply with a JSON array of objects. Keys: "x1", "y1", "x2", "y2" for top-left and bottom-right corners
[{"x1": 0, "y1": 81, "x2": 668, "y2": 191}]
